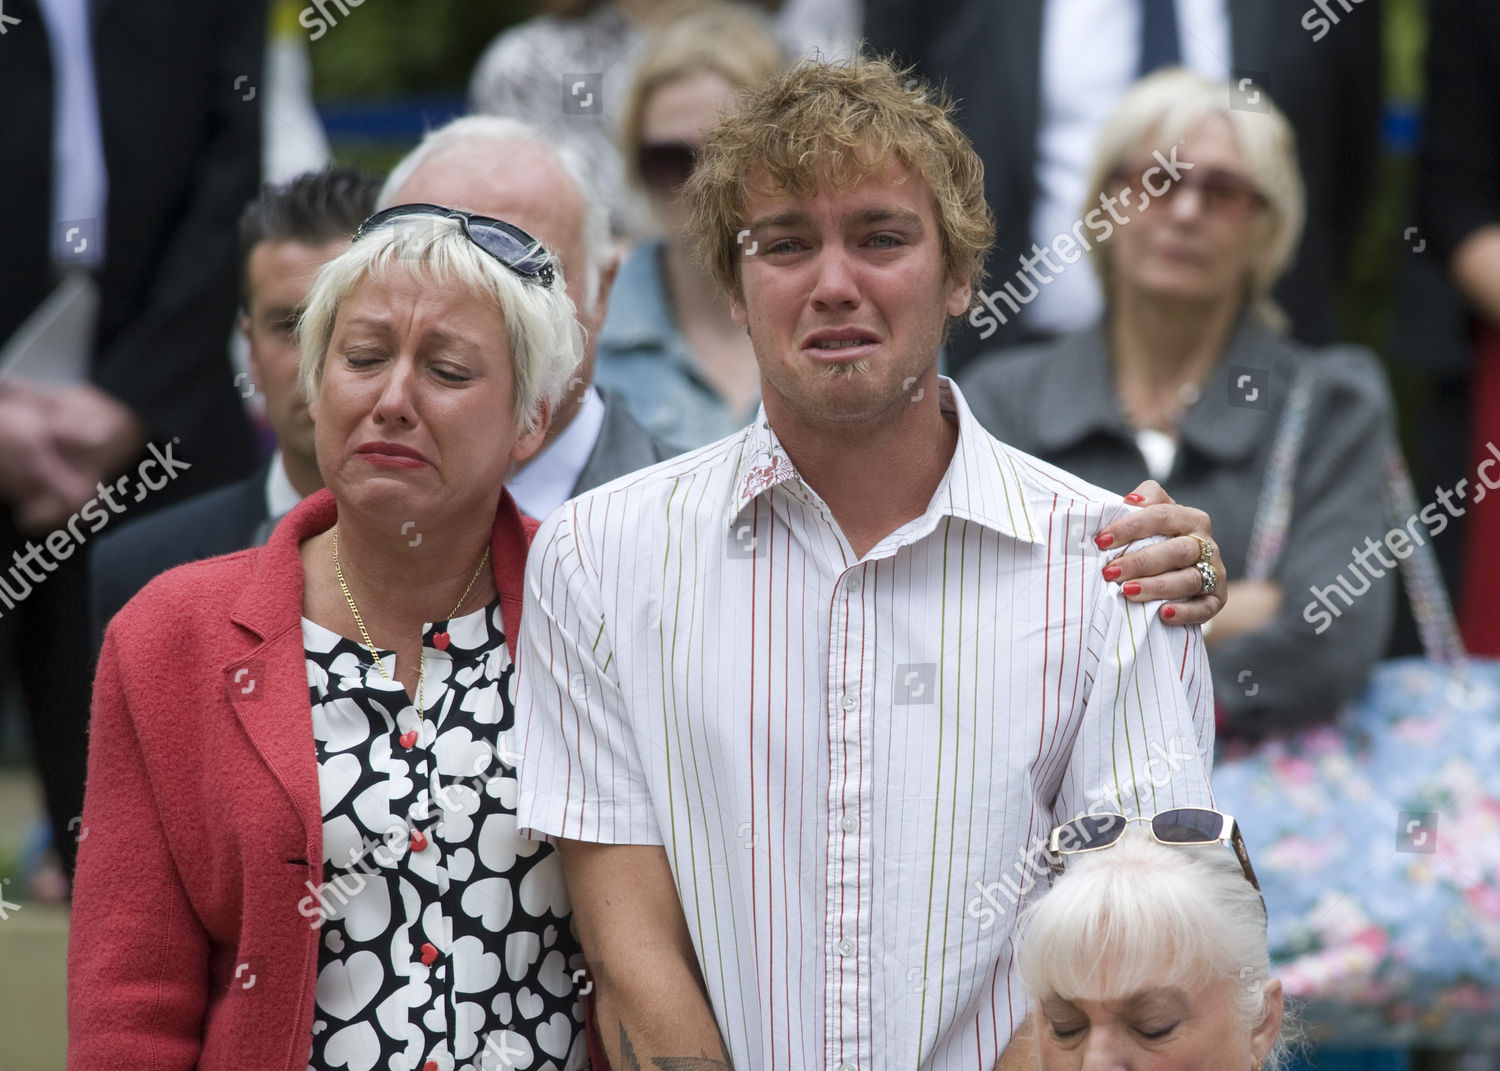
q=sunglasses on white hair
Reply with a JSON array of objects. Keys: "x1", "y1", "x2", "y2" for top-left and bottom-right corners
[
  {"x1": 1045, "y1": 807, "x2": 1261, "y2": 892},
  {"x1": 356, "y1": 203, "x2": 557, "y2": 289}
]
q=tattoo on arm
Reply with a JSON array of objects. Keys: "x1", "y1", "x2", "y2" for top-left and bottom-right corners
[
  {"x1": 619, "y1": 1023, "x2": 641, "y2": 1071},
  {"x1": 617, "y1": 1023, "x2": 732, "y2": 1071}
]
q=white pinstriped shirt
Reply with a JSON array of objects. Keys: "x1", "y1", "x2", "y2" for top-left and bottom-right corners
[{"x1": 515, "y1": 379, "x2": 1215, "y2": 1070}]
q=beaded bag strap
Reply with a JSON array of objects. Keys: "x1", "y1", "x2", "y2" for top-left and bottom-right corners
[
  {"x1": 1243, "y1": 369, "x2": 1468, "y2": 669},
  {"x1": 1244, "y1": 371, "x2": 1314, "y2": 584}
]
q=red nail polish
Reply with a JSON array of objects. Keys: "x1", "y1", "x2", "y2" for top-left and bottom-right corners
[
  {"x1": 1102, "y1": 565, "x2": 1122, "y2": 581},
  {"x1": 1123, "y1": 493, "x2": 1145, "y2": 504},
  {"x1": 1122, "y1": 581, "x2": 1142, "y2": 596},
  {"x1": 1094, "y1": 532, "x2": 1114, "y2": 550},
  {"x1": 1162, "y1": 605, "x2": 1176, "y2": 620}
]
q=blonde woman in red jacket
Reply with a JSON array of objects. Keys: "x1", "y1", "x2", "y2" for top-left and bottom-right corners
[{"x1": 69, "y1": 206, "x2": 590, "y2": 1071}]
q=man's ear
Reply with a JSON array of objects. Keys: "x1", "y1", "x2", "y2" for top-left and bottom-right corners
[
  {"x1": 946, "y1": 277, "x2": 973, "y2": 318},
  {"x1": 596, "y1": 248, "x2": 621, "y2": 318},
  {"x1": 580, "y1": 246, "x2": 621, "y2": 342}
]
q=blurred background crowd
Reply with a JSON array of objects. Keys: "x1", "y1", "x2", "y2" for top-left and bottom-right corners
[{"x1": 1, "y1": 0, "x2": 1497, "y2": 1067}]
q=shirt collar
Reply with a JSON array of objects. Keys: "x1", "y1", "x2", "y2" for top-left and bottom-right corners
[
  {"x1": 1030, "y1": 316, "x2": 1283, "y2": 465},
  {"x1": 727, "y1": 377, "x2": 1042, "y2": 548},
  {"x1": 264, "y1": 449, "x2": 304, "y2": 521},
  {"x1": 506, "y1": 386, "x2": 608, "y2": 520}
]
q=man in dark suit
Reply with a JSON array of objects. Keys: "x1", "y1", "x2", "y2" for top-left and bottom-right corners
[
  {"x1": 379, "y1": 116, "x2": 678, "y2": 519},
  {"x1": 864, "y1": 0, "x2": 1384, "y2": 372},
  {"x1": 0, "y1": 0, "x2": 265, "y2": 879},
  {"x1": 91, "y1": 168, "x2": 382, "y2": 641}
]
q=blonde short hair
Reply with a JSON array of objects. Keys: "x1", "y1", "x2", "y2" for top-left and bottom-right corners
[
  {"x1": 298, "y1": 215, "x2": 583, "y2": 437},
  {"x1": 1018, "y1": 824, "x2": 1284, "y2": 1068},
  {"x1": 621, "y1": 3, "x2": 787, "y2": 193},
  {"x1": 684, "y1": 54, "x2": 994, "y2": 303},
  {"x1": 1084, "y1": 67, "x2": 1306, "y2": 330}
]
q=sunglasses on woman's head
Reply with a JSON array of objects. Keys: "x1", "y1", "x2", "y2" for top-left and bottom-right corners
[
  {"x1": 1046, "y1": 807, "x2": 1262, "y2": 892},
  {"x1": 637, "y1": 141, "x2": 699, "y2": 194},
  {"x1": 355, "y1": 204, "x2": 557, "y2": 289}
]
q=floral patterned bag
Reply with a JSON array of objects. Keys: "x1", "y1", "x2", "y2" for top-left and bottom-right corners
[{"x1": 1211, "y1": 373, "x2": 1500, "y2": 1046}]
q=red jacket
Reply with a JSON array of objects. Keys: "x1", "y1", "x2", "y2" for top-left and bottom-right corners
[{"x1": 68, "y1": 488, "x2": 537, "y2": 1070}]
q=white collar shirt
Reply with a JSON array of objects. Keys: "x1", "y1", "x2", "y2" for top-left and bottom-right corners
[
  {"x1": 37, "y1": 0, "x2": 109, "y2": 264},
  {"x1": 263, "y1": 449, "x2": 304, "y2": 521},
  {"x1": 1024, "y1": 0, "x2": 1231, "y2": 334},
  {"x1": 506, "y1": 385, "x2": 607, "y2": 522},
  {"x1": 515, "y1": 377, "x2": 1215, "y2": 1069}
]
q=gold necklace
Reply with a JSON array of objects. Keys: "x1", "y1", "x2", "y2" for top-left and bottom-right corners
[{"x1": 332, "y1": 524, "x2": 490, "y2": 724}]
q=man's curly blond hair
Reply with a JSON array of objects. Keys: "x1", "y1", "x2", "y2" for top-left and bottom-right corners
[{"x1": 684, "y1": 54, "x2": 994, "y2": 304}]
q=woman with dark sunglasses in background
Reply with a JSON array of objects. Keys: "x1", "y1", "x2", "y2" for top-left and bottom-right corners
[
  {"x1": 961, "y1": 68, "x2": 1397, "y2": 738},
  {"x1": 593, "y1": 3, "x2": 786, "y2": 449},
  {"x1": 68, "y1": 209, "x2": 590, "y2": 1070},
  {"x1": 1019, "y1": 813, "x2": 1286, "y2": 1071}
]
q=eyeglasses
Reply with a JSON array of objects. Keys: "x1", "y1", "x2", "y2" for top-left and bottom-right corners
[
  {"x1": 637, "y1": 141, "x2": 699, "y2": 194},
  {"x1": 354, "y1": 203, "x2": 557, "y2": 289},
  {"x1": 1046, "y1": 807, "x2": 1261, "y2": 892},
  {"x1": 1109, "y1": 164, "x2": 1269, "y2": 216}
]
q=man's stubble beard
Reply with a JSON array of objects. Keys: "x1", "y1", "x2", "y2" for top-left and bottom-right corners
[{"x1": 817, "y1": 359, "x2": 873, "y2": 379}]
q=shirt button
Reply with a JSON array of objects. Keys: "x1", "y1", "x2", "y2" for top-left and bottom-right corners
[
  {"x1": 840, "y1": 814, "x2": 857, "y2": 833},
  {"x1": 845, "y1": 573, "x2": 862, "y2": 594},
  {"x1": 837, "y1": 937, "x2": 854, "y2": 956},
  {"x1": 840, "y1": 695, "x2": 856, "y2": 710},
  {"x1": 840, "y1": 1064, "x2": 856, "y2": 1071}
]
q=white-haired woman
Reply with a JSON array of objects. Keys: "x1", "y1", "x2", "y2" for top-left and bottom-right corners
[
  {"x1": 960, "y1": 69, "x2": 1397, "y2": 735},
  {"x1": 69, "y1": 208, "x2": 589, "y2": 1070},
  {"x1": 1020, "y1": 811, "x2": 1285, "y2": 1071}
]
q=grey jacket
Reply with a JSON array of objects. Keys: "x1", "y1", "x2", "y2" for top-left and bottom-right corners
[
  {"x1": 959, "y1": 318, "x2": 1398, "y2": 734},
  {"x1": 572, "y1": 387, "x2": 682, "y2": 496}
]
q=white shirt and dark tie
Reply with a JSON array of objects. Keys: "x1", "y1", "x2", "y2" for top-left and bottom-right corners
[
  {"x1": 514, "y1": 379, "x2": 1215, "y2": 1068},
  {"x1": 1026, "y1": 0, "x2": 1231, "y2": 335}
]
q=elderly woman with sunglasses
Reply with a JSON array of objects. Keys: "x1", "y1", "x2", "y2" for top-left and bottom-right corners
[
  {"x1": 961, "y1": 69, "x2": 1397, "y2": 737},
  {"x1": 68, "y1": 207, "x2": 589, "y2": 1071},
  {"x1": 1018, "y1": 808, "x2": 1285, "y2": 1071}
]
